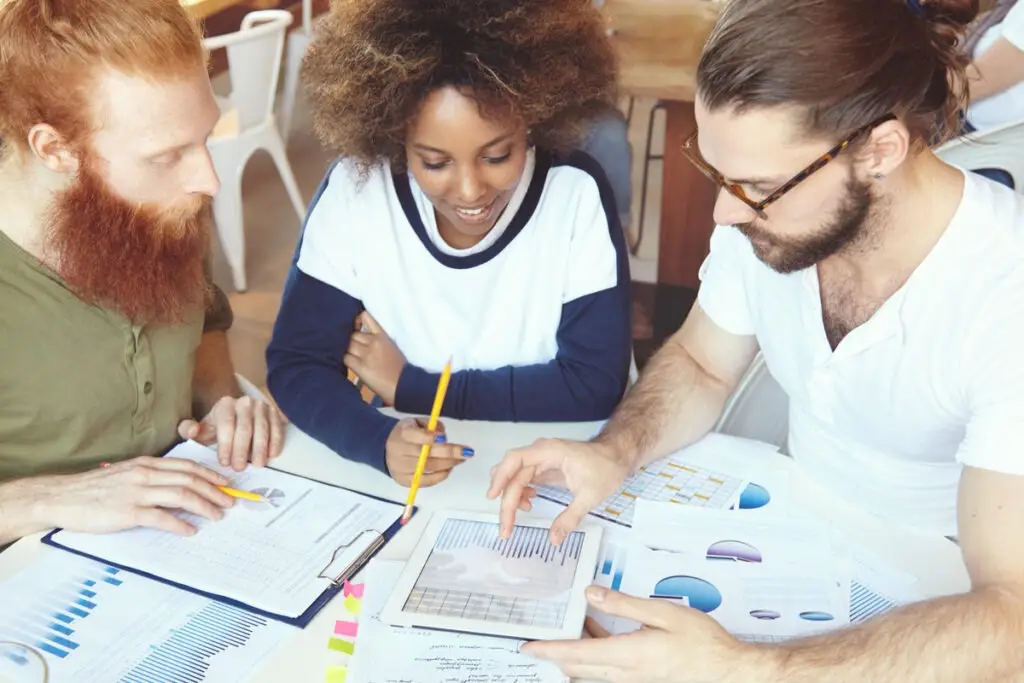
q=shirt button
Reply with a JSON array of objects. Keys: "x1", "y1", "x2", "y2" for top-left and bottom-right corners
[{"x1": 143, "y1": 381, "x2": 153, "y2": 395}]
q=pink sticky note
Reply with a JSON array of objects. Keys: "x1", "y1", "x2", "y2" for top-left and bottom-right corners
[
  {"x1": 334, "y1": 620, "x2": 359, "y2": 638},
  {"x1": 342, "y1": 581, "x2": 365, "y2": 599}
]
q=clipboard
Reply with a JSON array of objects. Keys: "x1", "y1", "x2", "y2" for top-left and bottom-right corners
[{"x1": 41, "y1": 465, "x2": 414, "y2": 629}]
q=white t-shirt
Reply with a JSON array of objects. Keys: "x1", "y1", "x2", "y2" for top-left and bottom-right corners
[
  {"x1": 697, "y1": 170, "x2": 1024, "y2": 536},
  {"x1": 967, "y1": 1, "x2": 1024, "y2": 130},
  {"x1": 296, "y1": 152, "x2": 623, "y2": 375}
]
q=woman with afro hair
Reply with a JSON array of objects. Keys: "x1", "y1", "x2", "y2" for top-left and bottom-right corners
[{"x1": 267, "y1": 0, "x2": 632, "y2": 487}]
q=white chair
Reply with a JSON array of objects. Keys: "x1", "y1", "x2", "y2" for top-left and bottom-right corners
[
  {"x1": 714, "y1": 352, "x2": 790, "y2": 452},
  {"x1": 206, "y1": 10, "x2": 307, "y2": 292},
  {"x1": 278, "y1": 0, "x2": 314, "y2": 142},
  {"x1": 934, "y1": 117, "x2": 1024, "y2": 192}
]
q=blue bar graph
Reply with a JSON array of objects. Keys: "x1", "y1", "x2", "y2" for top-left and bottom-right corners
[{"x1": 122, "y1": 602, "x2": 269, "y2": 683}]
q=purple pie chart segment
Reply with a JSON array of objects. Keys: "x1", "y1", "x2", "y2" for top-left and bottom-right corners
[
  {"x1": 706, "y1": 540, "x2": 762, "y2": 563},
  {"x1": 749, "y1": 609, "x2": 781, "y2": 620}
]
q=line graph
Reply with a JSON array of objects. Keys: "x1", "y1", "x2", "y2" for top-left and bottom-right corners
[{"x1": 402, "y1": 519, "x2": 584, "y2": 628}]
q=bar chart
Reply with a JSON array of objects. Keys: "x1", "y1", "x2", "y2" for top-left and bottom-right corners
[
  {"x1": 402, "y1": 520, "x2": 584, "y2": 627},
  {"x1": 0, "y1": 552, "x2": 291, "y2": 683}
]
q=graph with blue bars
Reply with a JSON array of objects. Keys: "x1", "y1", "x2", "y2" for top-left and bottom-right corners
[{"x1": 0, "y1": 551, "x2": 290, "y2": 683}]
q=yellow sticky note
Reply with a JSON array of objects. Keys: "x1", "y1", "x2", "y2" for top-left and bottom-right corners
[
  {"x1": 325, "y1": 664, "x2": 348, "y2": 683},
  {"x1": 343, "y1": 595, "x2": 362, "y2": 615},
  {"x1": 327, "y1": 637, "x2": 355, "y2": 655}
]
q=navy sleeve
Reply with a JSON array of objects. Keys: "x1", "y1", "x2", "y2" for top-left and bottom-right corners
[
  {"x1": 266, "y1": 269, "x2": 397, "y2": 473},
  {"x1": 393, "y1": 151, "x2": 633, "y2": 421}
]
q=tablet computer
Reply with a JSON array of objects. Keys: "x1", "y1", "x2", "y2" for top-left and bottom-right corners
[{"x1": 379, "y1": 510, "x2": 603, "y2": 641}]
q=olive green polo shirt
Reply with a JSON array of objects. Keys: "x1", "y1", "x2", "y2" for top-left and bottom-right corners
[{"x1": 0, "y1": 231, "x2": 233, "y2": 482}]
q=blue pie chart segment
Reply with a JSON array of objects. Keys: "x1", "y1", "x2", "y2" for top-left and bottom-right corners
[
  {"x1": 749, "y1": 609, "x2": 780, "y2": 620},
  {"x1": 799, "y1": 611, "x2": 835, "y2": 622},
  {"x1": 707, "y1": 540, "x2": 762, "y2": 563},
  {"x1": 650, "y1": 575, "x2": 722, "y2": 613},
  {"x1": 738, "y1": 483, "x2": 770, "y2": 510}
]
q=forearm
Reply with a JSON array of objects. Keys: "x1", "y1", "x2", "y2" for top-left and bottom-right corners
[
  {"x1": 267, "y1": 361, "x2": 396, "y2": 472},
  {"x1": 0, "y1": 477, "x2": 52, "y2": 545},
  {"x1": 191, "y1": 331, "x2": 241, "y2": 417},
  {"x1": 596, "y1": 336, "x2": 733, "y2": 468},
  {"x1": 968, "y1": 38, "x2": 1024, "y2": 103},
  {"x1": 394, "y1": 359, "x2": 627, "y2": 422},
  {"x1": 767, "y1": 587, "x2": 1024, "y2": 683}
]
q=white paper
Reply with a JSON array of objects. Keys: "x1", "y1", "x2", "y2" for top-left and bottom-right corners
[
  {"x1": 616, "y1": 545, "x2": 849, "y2": 642},
  {"x1": 0, "y1": 550, "x2": 292, "y2": 683},
  {"x1": 848, "y1": 546, "x2": 921, "y2": 624},
  {"x1": 610, "y1": 502, "x2": 851, "y2": 641},
  {"x1": 532, "y1": 433, "x2": 785, "y2": 526},
  {"x1": 49, "y1": 441, "x2": 404, "y2": 618},
  {"x1": 348, "y1": 561, "x2": 568, "y2": 683}
]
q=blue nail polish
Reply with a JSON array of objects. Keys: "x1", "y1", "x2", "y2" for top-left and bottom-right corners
[
  {"x1": 462, "y1": 448, "x2": 475, "y2": 457},
  {"x1": 434, "y1": 434, "x2": 447, "y2": 444}
]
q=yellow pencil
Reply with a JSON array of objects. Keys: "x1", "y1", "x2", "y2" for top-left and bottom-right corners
[
  {"x1": 217, "y1": 486, "x2": 266, "y2": 502},
  {"x1": 402, "y1": 359, "x2": 452, "y2": 524}
]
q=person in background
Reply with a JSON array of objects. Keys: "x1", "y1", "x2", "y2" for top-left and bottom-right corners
[
  {"x1": 0, "y1": 0, "x2": 286, "y2": 547},
  {"x1": 266, "y1": 0, "x2": 631, "y2": 488},
  {"x1": 579, "y1": 112, "x2": 634, "y2": 237},
  {"x1": 965, "y1": 0, "x2": 1024, "y2": 130},
  {"x1": 489, "y1": 0, "x2": 1024, "y2": 680}
]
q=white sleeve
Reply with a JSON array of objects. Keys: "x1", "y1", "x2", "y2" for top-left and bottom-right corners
[
  {"x1": 696, "y1": 225, "x2": 756, "y2": 336},
  {"x1": 296, "y1": 162, "x2": 362, "y2": 299},
  {"x1": 955, "y1": 279, "x2": 1024, "y2": 474},
  {"x1": 562, "y1": 180, "x2": 619, "y2": 304},
  {"x1": 1000, "y1": 2, "x2": 1024, "y2": 50}
]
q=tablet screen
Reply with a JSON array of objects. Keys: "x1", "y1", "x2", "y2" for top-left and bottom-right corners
[{"x1": 400, "y1": 518, "x2": 585, "y2": 629}]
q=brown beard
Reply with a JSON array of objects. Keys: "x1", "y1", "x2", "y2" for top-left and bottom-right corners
[{"x1": 45, "y1": 158, "x2": 212, "y2": 325}]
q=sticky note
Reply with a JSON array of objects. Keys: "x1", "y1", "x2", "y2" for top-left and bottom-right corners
[
  {"x1": 342, "y1": 581, "x2": 365, "y2": 599},
  {"x1": 325, "y1": 665, "x2": 348, "y2": 683},
  {"x1": 343, "y1": 595, "x2": 362, "y2": 614},
  {"x1": 327, "y1": 637, "x2": 355, "y2": 655},
  {"x1": 334, "y1": 620, "x2": 359, "y2": 637}
]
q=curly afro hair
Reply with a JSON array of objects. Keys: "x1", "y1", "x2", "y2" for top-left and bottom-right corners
[{"x1": 301, "y1": 0, "x2": 619, "y2": 172}]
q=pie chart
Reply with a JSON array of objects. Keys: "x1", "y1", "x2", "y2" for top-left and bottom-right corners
[
  {"x1": 799, "y1": 611, "x2": 834, "y2": 622},
  {"x1": 706, "y1": 540, "x2": 762, "y2": 563},
  {"x1": 649, "y1": 575, "x2": 722, "y2": 613},
  {"x1": 738, "y1": 483, "x2": 770, "y2": 509},
  {"x1": 246, "y1": 487, "x2": 286, "y2": 509},
  {"x1": 750, "y1": 609, "x2": 781, "y2": 620}
]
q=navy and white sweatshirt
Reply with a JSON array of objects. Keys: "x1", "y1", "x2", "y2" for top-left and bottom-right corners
[{"x1": 266, "y1": 148, "x2": 632, "y2": 474}]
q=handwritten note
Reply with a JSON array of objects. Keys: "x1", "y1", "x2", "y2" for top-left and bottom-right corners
[{"x1": 346, "y1": 561, "x2": 567, "y2": 683}]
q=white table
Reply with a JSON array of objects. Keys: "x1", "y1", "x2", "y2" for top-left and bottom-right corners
[{"x1": 0, "y1": 417, "x2": 972, "y2": 682}]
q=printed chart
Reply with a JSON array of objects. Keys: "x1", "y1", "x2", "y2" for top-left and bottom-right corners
[
  {"x1": 849, "y1": 581, "x2": 899, "y2": 623},
  {"x1": 402, "y1": 519, "x2": 584, "y2": 629},
  {"x1": 535, "y1": 455, "x2": 749, "y2": 527},
  {"x1": 0, "y1": 552, "x2": 290, "y2": 683}
]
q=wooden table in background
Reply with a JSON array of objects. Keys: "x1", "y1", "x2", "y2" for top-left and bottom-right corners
[{"x1": 602, "y1": 0, "x2": 720, "y2": 339}]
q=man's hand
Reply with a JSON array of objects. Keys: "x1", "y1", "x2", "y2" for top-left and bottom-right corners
[
  {"x1": 25, "y1": 456, "x2": 235, "y2": 537},
  {"x1": 385, "y1": 418, "x2": 473, "y2": 487},
  {"x1": 523, "y1": 586, "x2": 767, "y2": 683},
  {"x1": 487, "y1": 439, "x2": 632, "y2": 544},
  {"x1": 178, "y1": 395, "x2": 286, "y2": 472},
  {"x1": 345, "y1": 311, "x2": 406, "y2": 405}
]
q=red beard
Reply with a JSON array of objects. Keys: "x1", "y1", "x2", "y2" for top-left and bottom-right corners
[{"x1": 45, "y1": 159, "x2": 212, "y2": 325}]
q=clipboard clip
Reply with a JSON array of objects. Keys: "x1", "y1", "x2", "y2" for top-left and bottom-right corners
[{"x1": 317, "y1": 528, "x2": 385, "y2": 587}]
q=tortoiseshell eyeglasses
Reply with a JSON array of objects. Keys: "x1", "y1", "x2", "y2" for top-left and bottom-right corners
[{"x1": 682, "y1": 114, "x2": 897, "y2": 219}]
